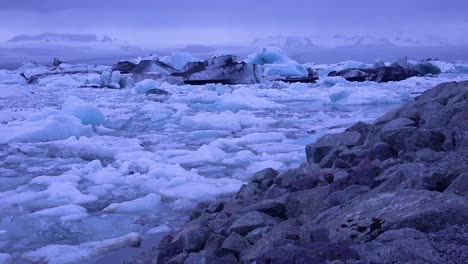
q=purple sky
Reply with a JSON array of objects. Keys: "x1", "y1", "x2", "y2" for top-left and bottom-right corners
[{"x1": 0, "y1": 0, "x2": 467, "y2": 47}]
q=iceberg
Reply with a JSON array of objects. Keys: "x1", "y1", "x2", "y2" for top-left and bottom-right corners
[
  {"x1": 0, "y1": 114, "x2": 93, "y2": 144},
  {"x1": 160, "y1": 52, "x2": 202, "y2": 70},
  {"x1": 245, "y1": 47, "x2": 308, "y2": 77},
  {"x1": 62, "y1": 96, "x2": 105, "y2": 126}
]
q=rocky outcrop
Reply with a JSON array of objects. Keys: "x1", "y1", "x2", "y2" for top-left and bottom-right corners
[{"x1": 131, "y1": 81, "x2": 468, "y2": 264}]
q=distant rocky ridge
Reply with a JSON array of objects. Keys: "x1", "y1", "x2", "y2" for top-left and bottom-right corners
[
  {"x1": 8, "y1": 32, "x2": 119, "y2": 44},
  {"x1": 129, "y1": 81, "x2": 468, "y2": 264}
]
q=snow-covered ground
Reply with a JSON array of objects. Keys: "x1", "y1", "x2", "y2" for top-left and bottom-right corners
[{"x1": 1, "y1": 58, "x2": 468, "y2": 263}]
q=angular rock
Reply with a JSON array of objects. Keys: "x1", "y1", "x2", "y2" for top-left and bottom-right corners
[
  {"x1": 428, "y1": 224, "x2": 468, "y2": 264},
  {"x1": 240, "y1": 221, "x2": 301, "y2": 263},
  {"x1": 236, "y1": 182, "x2": 260, "y2": 200},
  {"x1": 219, "y1": 232, "x2": 250, "y2": 257},
  {"x1": 165, "y1": 253, "x2": 187, "y2": 264},
  {"x1": 326, "y1": 185, "x2": 370, "y2": 206},
  {"x1": 308, "y1": 190, "x2": 468, "y2": 243},
  {"x1": 172, "y1": 224, "x2": 209, "y2": 253},
  {"x1": 209, "y1": 254, "x2": 238, "y2": 264},
  {"x1": 246, "y1": 226, "x2": 272, "y2": 244},
  {"x1": 380, "y1": 129, "x2": 446, "y2": 152},
  {"x1": 184, "y1": 250, "x2": 215, "y2": 264},
  {"x1": 241, "y1": 197, "x2": 287, "y2": 219},
  {"x1": 306, "y1": 131, "x2": 362, "y2": 163},
  {"x1": 444, "y1": 173, "x2": 468, "y2": 197},
  {"x1": 158, "y1": 234, "x2": 184, "y2": 264},
  {"x1": 353, "y1": 228, "x2": 443, "y2": 264},
  {"x1": 252, "y1": 168, "x2": 278, "y2": 183},
  {"x1": 230, "y1": 211, "x2": 280, "y2": 235},
  {"x1": 286, "y1": 187, "x2": 331, "y2": 221}
]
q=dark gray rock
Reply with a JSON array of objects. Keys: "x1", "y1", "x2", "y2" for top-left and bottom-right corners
[
  {"x1": 380, "y1": 129, "x2": 446, "y2": 152},
  {"x1": 353, "y1": 228, "x2": 443, "y2": 264},
  {"x1": 184, "y1": 250, "x2": 215, "y2": 264},
  {"x1": 308, "y1": 190, "x2": 468, "y2": 243},
  {"x1": 370, "y1": 142, "x2": 395, "y2": 161},
  {"x1": 241, "y1": 197, "x2": 287, "y2": 219},
  {"x1": 286, "y1": 187, "x2": 331, "y2": 221},
  {"x1": 165, "y1": 253, "x2": 187, "y2": 264},
  {"x1": 209, "y1": 254, "x2": 238, "y2": 264},
  {"x1": 288, "y1": 173, "x2": 322, "y2": 192},
  {"x1": 240, "y1": 221, "x2": 301, "y2": 263},
  {"x1": 326, "y1": 185, "x2": 370, "y2": 206},
  {"x1": 445, "y1": 173, "x2": 468, "y2": 197},
  {"x1": 428, "y1": 224, "x2": 468, "y2": 264},
  {"x1": 253, "y1": 243, "x2": 359, "y2": 264},
  {"x1": 246, "y1": 226, "x2": 272, "y2": 244},
  {"x1": 172, "y1": 224, "x2": 209, "y2": 253},
  {"x1": 329, "y1": 161, "x2": 380, "y2": 192},
  {"x1": 306, "y1": 131, "x2": 362, "y2": 163},
  {"x1": 219, "y1": 232, "x2": 250, "y2": 257},
  {"x1": 252, "y1": 168, "x2": 278, "y2": 183},
  {"x1": 204, "y1": 233, "x2": 225, "y2": 252},
  {"x1": 230, "y1": 211, "x2": 280, "y2": 235},
  {"x1": 235, "y1": 182, "x2": 260, "y2": 200},
  {"x1": 158, "y1": 234, "x2": 184, "y2": 264}
]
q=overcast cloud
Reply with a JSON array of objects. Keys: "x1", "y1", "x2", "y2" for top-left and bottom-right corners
[{"x1": 0, "y1": 0, "x2": 467, "y2": 47}]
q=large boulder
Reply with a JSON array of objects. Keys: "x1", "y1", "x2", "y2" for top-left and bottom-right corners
[{"x1": 304, "y1": 190, "x2": 468, "y2": 243}]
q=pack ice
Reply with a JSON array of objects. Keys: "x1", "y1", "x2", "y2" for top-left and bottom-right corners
[{"x1": 0, "y1": 50, "x2": 468, "y2": 263}]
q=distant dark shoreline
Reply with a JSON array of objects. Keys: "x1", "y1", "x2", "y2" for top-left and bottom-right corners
[{"x1": 1, "y1": 45, "x2": 467, "y2": 71}]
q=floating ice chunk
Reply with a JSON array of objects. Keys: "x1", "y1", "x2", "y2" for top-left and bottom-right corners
[
  {"x1": 246, "y1": 47, "x2": 299, "y2": 65},
  {"x1": 83, "y1": 166, "x2": 127, "y2": 185},
  {"x1": 32, "y1": 205, "x2": 87, "y2": 221},
  {"x1": 159, "y1": 179, "x2": 242, "y2": 201},
  {"x1": 0, "y1": 115, "x2": 92, "y2": 144},
  {"x1": 134, "y1": 79, "x2": 159, "y2": 94},
  {"x1": 318, "y1": 76, "x2": 349, "y2": 87},
  {"x1": 222, "y1": 150, "x2": 257, "y2": 166},
  {"x1": 160, "y1": 52, "x2": 202, "y2": 70},
  {"x1": 84, "y1": 160, "x2": 103, "y2": 173},
  {"x1": 262, "y1": 64, "x2": 308, "y2": 77},
  {"x1": 170, "y1": 144, "x2": 227, "y2": 165},
  {"x1": 288, "y1": 82, "x2": 308, "y2": 93},
  {"x1": 62, "y1": 96, "x2": 105, "y2": 126},
  {"x1": 26, "y1": 107, "x2": 62, "y2": 122},
  {"x1": 30, "y1": 174, "x2": 81, "y2": 185},
  {"x1": 146, "y1": 224, "x2": 170, "y2": 234},
  {"x1": 245, "y1": 47, "x2": 308, "y2": 77},
  {"x1": 180, "y1": 111, "x2": 276, "y2": 132},
  {"x1": 103, "y1": 193, "x2": 161, "y2": 213},
  {"x1": 0, "y1": 253, "x2": 12, "y2": 264},
  {"x1": 46, "y1": 182, "x2": 98, "y2": 204},
  {"x1": 217, "y1": 87, "x2": 284, "y2": 110},
  {"x1": 21, "y1": 232, "x2": 141, "y2": 264},
  {"x1": 328, "y1": 86, "x2": 352, "y2": 102}
]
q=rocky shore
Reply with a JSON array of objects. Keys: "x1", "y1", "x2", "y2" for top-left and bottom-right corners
[{"x1": 129, "y1": 81, "x2": 468, "y2": 264}]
